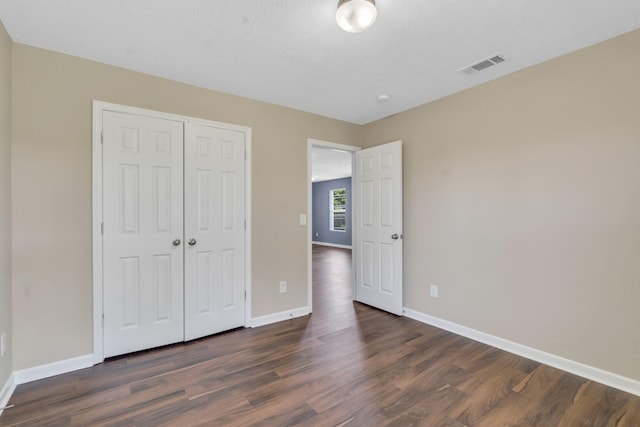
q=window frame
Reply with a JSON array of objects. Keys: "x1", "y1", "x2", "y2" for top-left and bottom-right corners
[{"x1": 329, "y1": 187, "x2": 347, "y2": 232}]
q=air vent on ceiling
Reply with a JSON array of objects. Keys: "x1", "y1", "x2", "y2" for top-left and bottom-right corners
[{"x1": 459, "y1": 54, "x2": 506, "y2": 75}]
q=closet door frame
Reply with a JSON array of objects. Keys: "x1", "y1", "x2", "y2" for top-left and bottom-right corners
[{"x1": 92, "y1": 100, "x2": 252, "y2": 364}]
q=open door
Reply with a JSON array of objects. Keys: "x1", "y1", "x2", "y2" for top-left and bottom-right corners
[{"x1": 354, "y1": 140, "x2": 403, "y2": 315}]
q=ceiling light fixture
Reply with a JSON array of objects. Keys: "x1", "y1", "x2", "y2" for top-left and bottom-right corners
[{"x1": 336, "y1": 0, "x2": 377, "y2": 33}]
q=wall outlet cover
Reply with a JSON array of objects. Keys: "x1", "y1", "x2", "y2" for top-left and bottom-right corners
[{"x1": 430, "y1": 285, "x2": 439, "y2": 299}]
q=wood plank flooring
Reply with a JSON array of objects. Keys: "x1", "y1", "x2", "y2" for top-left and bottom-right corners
[{"x1": 2, "y1": 244, "x2": 639, "y2": 426}]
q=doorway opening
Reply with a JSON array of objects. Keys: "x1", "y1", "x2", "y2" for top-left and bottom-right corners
[
  {"x1": 311, "y1": 244, "x2": 353, "y2": 320},
  {"x1": 307, "y1": 139, "x2": 360, "y2": 313}
]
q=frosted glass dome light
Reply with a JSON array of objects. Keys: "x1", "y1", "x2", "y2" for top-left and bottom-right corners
[{"x1": 336, "y1": 0, "x2": 377, "y2": 33}]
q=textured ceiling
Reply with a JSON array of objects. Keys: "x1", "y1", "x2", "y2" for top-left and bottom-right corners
[
  {"x1": 312, "y1": 147, "x2": 352, "y2": 182},
  {"x1": 0, "y1": 0, "x2": 639, "y2": 124}
]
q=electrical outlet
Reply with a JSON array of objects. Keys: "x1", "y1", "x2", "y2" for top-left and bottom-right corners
[
  {"x1": 430, "y1": 285, "x2": 439, "y2": 299},
  {"x1": 279, "y1": 281, "x2": 287, "y2": 293},
  {"x1": 0, "y1": 332, "x2": 6, "y2": 357}
]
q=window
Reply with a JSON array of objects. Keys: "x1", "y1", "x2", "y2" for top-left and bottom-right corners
[{"x1": 330, "y1": 188, "x2": 347, "y2": 232}]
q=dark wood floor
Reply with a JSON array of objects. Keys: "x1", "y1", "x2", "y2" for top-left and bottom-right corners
[{"x1": 2, "y1": 244, "x2": 639, "y2": 426}]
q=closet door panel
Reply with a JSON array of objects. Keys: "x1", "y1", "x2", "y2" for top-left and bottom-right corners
[
  {"x1": 102, "y1": 111, "x2": 184, "y2": 357},
  {"x1": 184, "y1": 123, "x2": 246, "y2": 340}
]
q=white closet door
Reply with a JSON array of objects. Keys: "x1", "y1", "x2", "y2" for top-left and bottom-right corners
[
  {"x1": 103, "y1": 111, "x2": 185, "y2": 358},
  {"x1": 184, "y1": 123, "x2": 246, "y2": 341}
]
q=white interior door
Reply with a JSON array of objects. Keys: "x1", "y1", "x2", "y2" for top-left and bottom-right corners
[
  {"x1": 354, "y1": 140, "x2": 403, "y2": 315},
  {"x1": 184, "y1": 123, "x2": 246, "y2": 341},
  {"x1": 102, "y1": 111, "x2": 185, "y2": 357}
]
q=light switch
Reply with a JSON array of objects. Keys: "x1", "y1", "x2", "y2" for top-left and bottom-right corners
[{"x1": 299, "y1": 214, "x2": 307, "y2": 226}]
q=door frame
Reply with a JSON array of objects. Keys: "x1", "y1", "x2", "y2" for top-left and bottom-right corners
[
  {"x1": 92, "y1": 101, "x2": 252, "y2": 364},
  {"x1": 306, "y1": 139, "x2": 360, "y2": 311}
]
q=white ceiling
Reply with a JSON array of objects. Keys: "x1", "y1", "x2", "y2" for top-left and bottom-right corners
[
  {"x1": 312, "y1": 147, "x2": 352, "y2": 182},
  {"x1": 0, "y1": 1, "x2": 639, "y2": 124}
]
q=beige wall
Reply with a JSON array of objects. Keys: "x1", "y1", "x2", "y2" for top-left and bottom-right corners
[
  {"x1": 362, "y1": 29, "x2": 640, "y2": 381},
  {"x1": 7, "y1": 24, "x2": 640, "y2": 384},
  {"x1": 0, "y1": 20, "x2": 12, "y2": 388},
  {"x1": 11, "y1": 44, "x2": 361, "y2": 370}
]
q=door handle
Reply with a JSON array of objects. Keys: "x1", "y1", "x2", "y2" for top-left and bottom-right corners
[
  {"x1": 188, "y1": 238, "x2": 197, "y2": 246},
  {"x1": 391, "y1": 234, "x2": 402, "y2": 240},
  {"x1": 172, "y1": 238, "x2": 181, "y2": 246}
]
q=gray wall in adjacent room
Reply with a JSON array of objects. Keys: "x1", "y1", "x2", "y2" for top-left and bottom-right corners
[{"x1": 312, "y1": 177, "x2": 352, "y2": 246}]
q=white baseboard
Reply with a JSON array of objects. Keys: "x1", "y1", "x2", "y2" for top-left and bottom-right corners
[
  {"x1": 312, "y1": 242, "x2": 352, "y2": 249},
  {"x1": 0, "y1": 373, "x2": 16, "y2": 416},
  {"x1": 251, "y1": 306, "x2": 310, "y2": 328},
  {"x1": 403, "y1": 308, "x2": 640, "y2": 397},
  {"x1": 13, "y1": 354, "x2": 94, "y2": 386}
]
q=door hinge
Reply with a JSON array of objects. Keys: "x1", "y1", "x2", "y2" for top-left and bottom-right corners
[
  {"x1": 244, "y1": 290, "x2": 247, "y2": 300},
  {"x1": 102, "y1": 313, "x2": 105, "y2": 326},
  {"x1": 101, "y1": 223, "x2": 104, "y2": 235},
  {"x1": 100, "y1": 131, "x2": 104, "y2": 144}
]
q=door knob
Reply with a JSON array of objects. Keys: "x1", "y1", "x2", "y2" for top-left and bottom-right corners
[
  {"x1": 188, "y1": 238, "x2": 197, "y2": 246},
  {"x1": 391, "y1": 234, "x2": 402, "y2": 240},
  {"x1": 172, "y1": 238, "x2": 181, "y2": 246}
]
